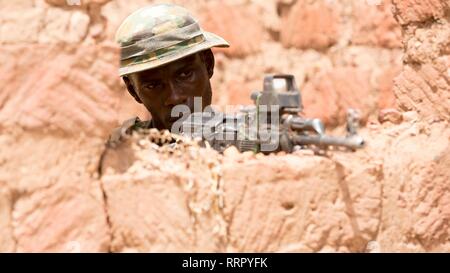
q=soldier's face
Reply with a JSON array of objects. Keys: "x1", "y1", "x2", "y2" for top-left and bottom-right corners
[{"x1": 124, "y1": 51, "x2": 214, "y2": 130}]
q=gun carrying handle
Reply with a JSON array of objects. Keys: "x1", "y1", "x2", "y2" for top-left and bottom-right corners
[{"x1": 263, "y1": 74, "x2": 299, "y2": 93}]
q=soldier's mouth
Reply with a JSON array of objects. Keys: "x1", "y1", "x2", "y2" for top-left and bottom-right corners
[
  {"x1": 167, "y1": 109, "x2": 190, "y2": 123},
  {"x1": 168, "y1": 116, "x2": 180, "y2": 123},
  {"x1": 165, "y1": 115, "x2": 184, "y2": 131}
]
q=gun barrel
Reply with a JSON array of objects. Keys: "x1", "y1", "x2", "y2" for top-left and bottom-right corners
[{"x1": 291, "y1": 134, "x2": 365, "y2": 149}]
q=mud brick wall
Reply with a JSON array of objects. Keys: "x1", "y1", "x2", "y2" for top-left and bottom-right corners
[{"x1": 0, "y1": 0, "x2": 448, "y2": 252}]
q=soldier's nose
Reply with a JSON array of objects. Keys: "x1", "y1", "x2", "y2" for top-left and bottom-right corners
[{"x1": 164, "y1": 84, "x2": 187, "y2": 107}]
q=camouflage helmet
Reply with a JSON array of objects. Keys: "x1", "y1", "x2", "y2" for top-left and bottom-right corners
[{"x1": 115, "y1": 3, "x2": 229, "y2": 77}]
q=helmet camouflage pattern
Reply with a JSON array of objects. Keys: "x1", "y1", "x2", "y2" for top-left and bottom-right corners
[{"x1": 115, "y1": 3, "x2": 229, "y2": 76}]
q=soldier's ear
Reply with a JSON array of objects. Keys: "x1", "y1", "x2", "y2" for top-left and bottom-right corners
[
  {"x1": 202, "y1": 50, "x2": 215, "y2": 79},
  {"x1": 123, "y1": 76, "x2": 142, "y2": 104}
]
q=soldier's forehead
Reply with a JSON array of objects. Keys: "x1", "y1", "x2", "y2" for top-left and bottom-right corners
[{"x1": 133, "y1": 53, "x2": 200, "y2": 78}]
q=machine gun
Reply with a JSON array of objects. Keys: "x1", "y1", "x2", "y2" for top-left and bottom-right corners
[{"x1": 180, "y1": 74, "x2": 365, "y2": 153}]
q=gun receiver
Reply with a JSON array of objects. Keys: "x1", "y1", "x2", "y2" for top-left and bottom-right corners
[{"x1": 181, "y1": 74, "x2": 365, "y2": 153}]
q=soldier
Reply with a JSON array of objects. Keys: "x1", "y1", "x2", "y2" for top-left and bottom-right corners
[{"x1": 109, "y1": 3, "x2": 229, "y2": 144}]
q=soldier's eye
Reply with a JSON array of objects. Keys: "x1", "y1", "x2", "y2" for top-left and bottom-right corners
[
  {"x1": 178, "y1": 70, "x2": 193, "y2": 80},
  {"x1": 143, "y1": 81, "x2": 159, "y2": 91}
]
